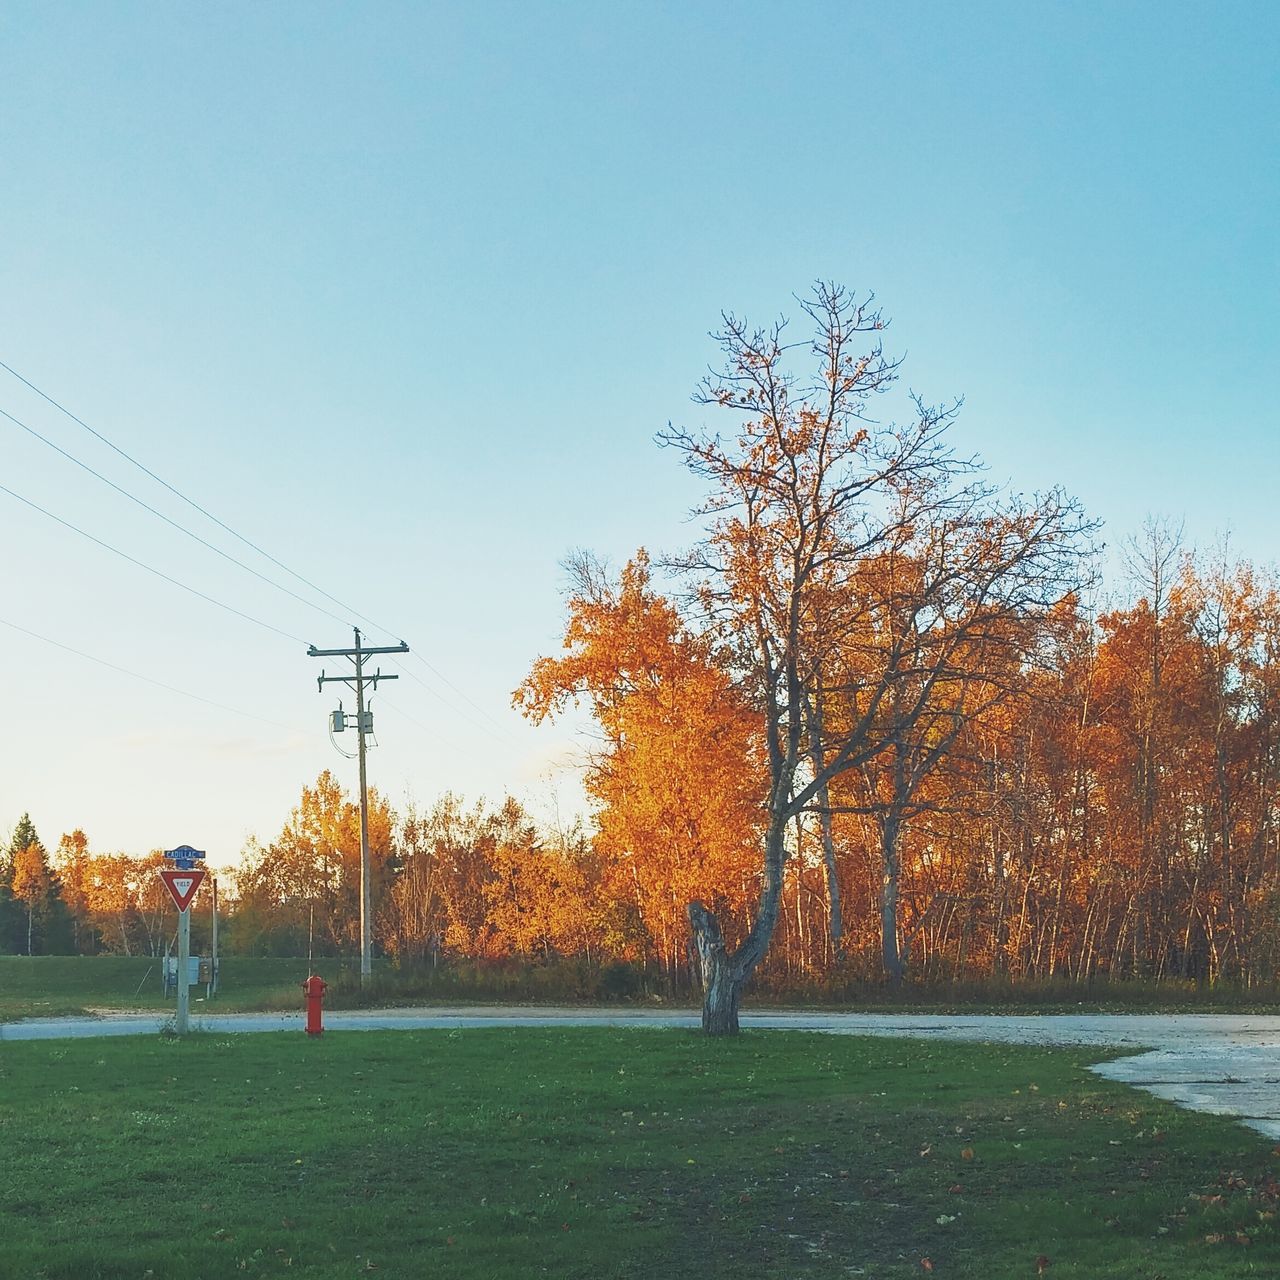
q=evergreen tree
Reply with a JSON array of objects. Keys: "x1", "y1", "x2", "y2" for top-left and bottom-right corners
[
  {"x1": 7, "y1": 814, "x2": 65, "y2": 955},
  {"x1": 1, "y1": 818, "x2": 30, "y2": 952},
  {"x1": 0, "y1": 878, "x2": 20, "y2": 954}
]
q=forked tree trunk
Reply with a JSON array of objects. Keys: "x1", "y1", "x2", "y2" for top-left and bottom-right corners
[
  {"x1": 688, "y1": 815, "x2": 790, "y2": 1034},
  {"x1": 687, "y1": 901, "x2": 742, "y2": 1034}
]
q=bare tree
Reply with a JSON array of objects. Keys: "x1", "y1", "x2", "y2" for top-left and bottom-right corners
[{"x1": 664, "y1": 283, "x2": 1093, "y2": 1033}]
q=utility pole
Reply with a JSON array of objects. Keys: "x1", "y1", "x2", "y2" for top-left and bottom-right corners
[
  {"x1": 308, "y1": 628, "x2": 409, "y2": 983},
  {"x1": 209, "y1": 876, "x2": 219, "y2": 999}
]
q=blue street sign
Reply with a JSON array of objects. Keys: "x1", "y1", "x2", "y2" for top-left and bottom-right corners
[{"x1": 164, "y1": 844, "x2": 206, "y2": 869}]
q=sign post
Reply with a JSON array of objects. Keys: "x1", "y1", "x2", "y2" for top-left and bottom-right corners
[{"x1": 162, "y1": 846, "x2": 206, "y2": 1035}]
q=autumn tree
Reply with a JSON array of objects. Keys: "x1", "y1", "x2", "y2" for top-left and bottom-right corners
[
  {"x1": 82, "y1": 852, "x2": 142, "y2": 955},
  {"x1": 517, "y1": 551, "x2": 764, "y2": 980},
  {"x1": 6, "y1": 814, "x2": 72, "y2": 955},
  {"x1": 380, "y1": 799, "x2": 451, "y2": 962},
  {"x1": 73, "y1": 850, "x2": 170, "y2": 956},
  {"x1": 379, "y1": 792, "x2": 606, "y2": 962},
  {"x1": 234, "y1": 771, "x2": 394, "y2": 956},
  {"x1": 10, "y1": 819, "x2": 50, "y2": 956},
  {"x1": 417, "y1": 793, "x2": 514, "y2": 955},
  {"x1": 1083, "y1": 547, "x2": 1280, "y2": 981},
  {"x1": 55, "y1": 829, "x2": 96, "y2": 953},
  {"x1": 660, "y1": 283, "x2": 1091, "y2": 1031},
  {"x1": 871, "y1": 548, "x2": 1280, "y2": 987}
]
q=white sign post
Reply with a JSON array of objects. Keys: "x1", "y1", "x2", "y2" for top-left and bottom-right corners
[{"x1": 162, "y1": 847, "x2": 206, "y2": 1035}]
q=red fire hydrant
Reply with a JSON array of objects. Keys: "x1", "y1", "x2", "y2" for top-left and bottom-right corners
[{"x1": 303, "y1": 974, "x2": 327, "y2": 1037}]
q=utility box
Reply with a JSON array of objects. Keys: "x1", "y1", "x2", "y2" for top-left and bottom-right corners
[
  {"x1": 163, "y1": 955, "x2": 203, "y2": 993},
  {"x1": 359, "y1": 710, "x2": 373, "y2": 733},
  {"x1": 330, "y1": 709, "x2": 347, "y2": 732}
]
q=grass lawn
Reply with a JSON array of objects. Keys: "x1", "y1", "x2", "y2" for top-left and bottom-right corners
[
  {"x1": 6, "y1": 955, "x2": 1280, "y2": 1024},
  {"x1": 1, "y1": 1029, "x2": 1278, "y2": 1278},
  {"x1": 0, "y1": 955, "x2": 320, "y2": 1022}
]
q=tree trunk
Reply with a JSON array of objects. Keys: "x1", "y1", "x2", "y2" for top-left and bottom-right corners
[
  {"x1": 687, "y1": 813, "x2": 790, "y2": 1034},
  {"x1": 805, "y1": 695, "x2": 845, "y2": 960},
  {"x1": 687, "y1": 901, "x2": 741, "y2": 1034},
  {"x1": 881, "y1": 813, "x2": 906, "y2": 984}
]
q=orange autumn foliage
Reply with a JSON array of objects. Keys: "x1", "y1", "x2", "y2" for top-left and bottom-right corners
[{"x1": 516, "y1": 551, "x2": 765, "y2": 968}]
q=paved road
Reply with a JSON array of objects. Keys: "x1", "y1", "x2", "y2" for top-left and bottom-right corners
[{"x1": 4, "y1": 1007, "x2": 1279, "y2": 1140}]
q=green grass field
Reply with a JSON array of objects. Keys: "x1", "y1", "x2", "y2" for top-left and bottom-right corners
[
  {"x1": 1, "y1": 1028, "x2": 1278, "y2": 1278},
  {"x1": 5, "y1": 955, "x2": 1280, "y2": 1025},
  {"x1": 0, "y1": 955, "x2": 322, "y2": 1022}
]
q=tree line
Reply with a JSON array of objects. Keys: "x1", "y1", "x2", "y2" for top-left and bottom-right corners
[
  {"x1": 8, "y1": 531, "x2": 1277, "y2": 998},
  {"x1": 4, "y1": 285, "x2": 1276, "y2": 1034}
]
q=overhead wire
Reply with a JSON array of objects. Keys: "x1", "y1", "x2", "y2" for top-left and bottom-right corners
[
  {"x1": 369, "y1": 687, "x2": 448, "y2": 740},
  {"x1": 0, "y1": 481, "x2": 308, "y2": 645},
  {"x1": 0, "y1": 615, "x2": 299, "y2": 731},
  {"x1": 401, "y1": 648, "x2": 521, "y2": 739},
  {"x1": 0, "y1": 403, "x2": 356, "y2": 631},
  {"x1": 0, "y1": 359, "x2": 524, "y2": 746},
  {"x1": 377, "y1": 656, "x2": 525, "y2": 748},
  {"x1": 0, "y1": 357, "x2": 372, "y2": 629}
]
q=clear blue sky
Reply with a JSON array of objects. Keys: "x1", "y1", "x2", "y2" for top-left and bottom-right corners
[{"x1": 2, "y1": 2, "x2": 1276, "y2": 868}]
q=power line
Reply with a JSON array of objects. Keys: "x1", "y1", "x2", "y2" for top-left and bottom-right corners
[
  {"x1": 0, "y1": 615, "x2": 298, "y2": 730},
  {"x1": 0, "y1": 481, "x2": 307, "y2": 645},
  {"x1": 380, "y1": 655, "x2": 525, "y2": 749},
  {"x1": 0, "y1": 359, "x2": 521, "y2": 742},
  {"x1": 402, "y1": 648, "x2": 520, "y2": 739},
  {"x1": 367, "y1": 692, "x2": 436, "y2": 739},
  {"x1": 0, "y1": 403, "x2": 356, "y2": 631},
  {"x1": 0, "y1": 358, "x2": 376, "y2": 632}
]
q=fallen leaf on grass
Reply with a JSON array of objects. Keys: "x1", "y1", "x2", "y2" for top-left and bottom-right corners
[
  {"x1": 1035, "y1": 1255, "x2": 1051, "y2": 1274},
  {"x1": 920, "y1": 1260, "x2": 934, "y2": 1272},
  {"x1": 961, "y1": 1147, "x2": 975, "y2": 1161}
]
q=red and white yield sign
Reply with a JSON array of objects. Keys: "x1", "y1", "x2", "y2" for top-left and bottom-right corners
[{"x1": 160, "y1": 868, "x2": 206, "y2": 912}]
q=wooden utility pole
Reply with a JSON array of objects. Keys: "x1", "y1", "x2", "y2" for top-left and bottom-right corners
[
  {"x1": 209, "y1": 876, "x2": 219, "y2": 999},
  {"x1": 308, "y1": 628, "x2": 409, "y2": 983}
]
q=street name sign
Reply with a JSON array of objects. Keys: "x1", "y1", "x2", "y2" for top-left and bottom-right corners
[
  {"x1": 160, "y1": 868, "x2": 206, "y2": 912},
  {"x1": 164, "y1": 845, "x2": 206, "y2": 870}
]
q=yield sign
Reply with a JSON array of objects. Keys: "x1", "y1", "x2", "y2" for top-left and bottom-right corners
[{"x1": 160, "y1": 868, "x2": 206, "y2": 912}]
